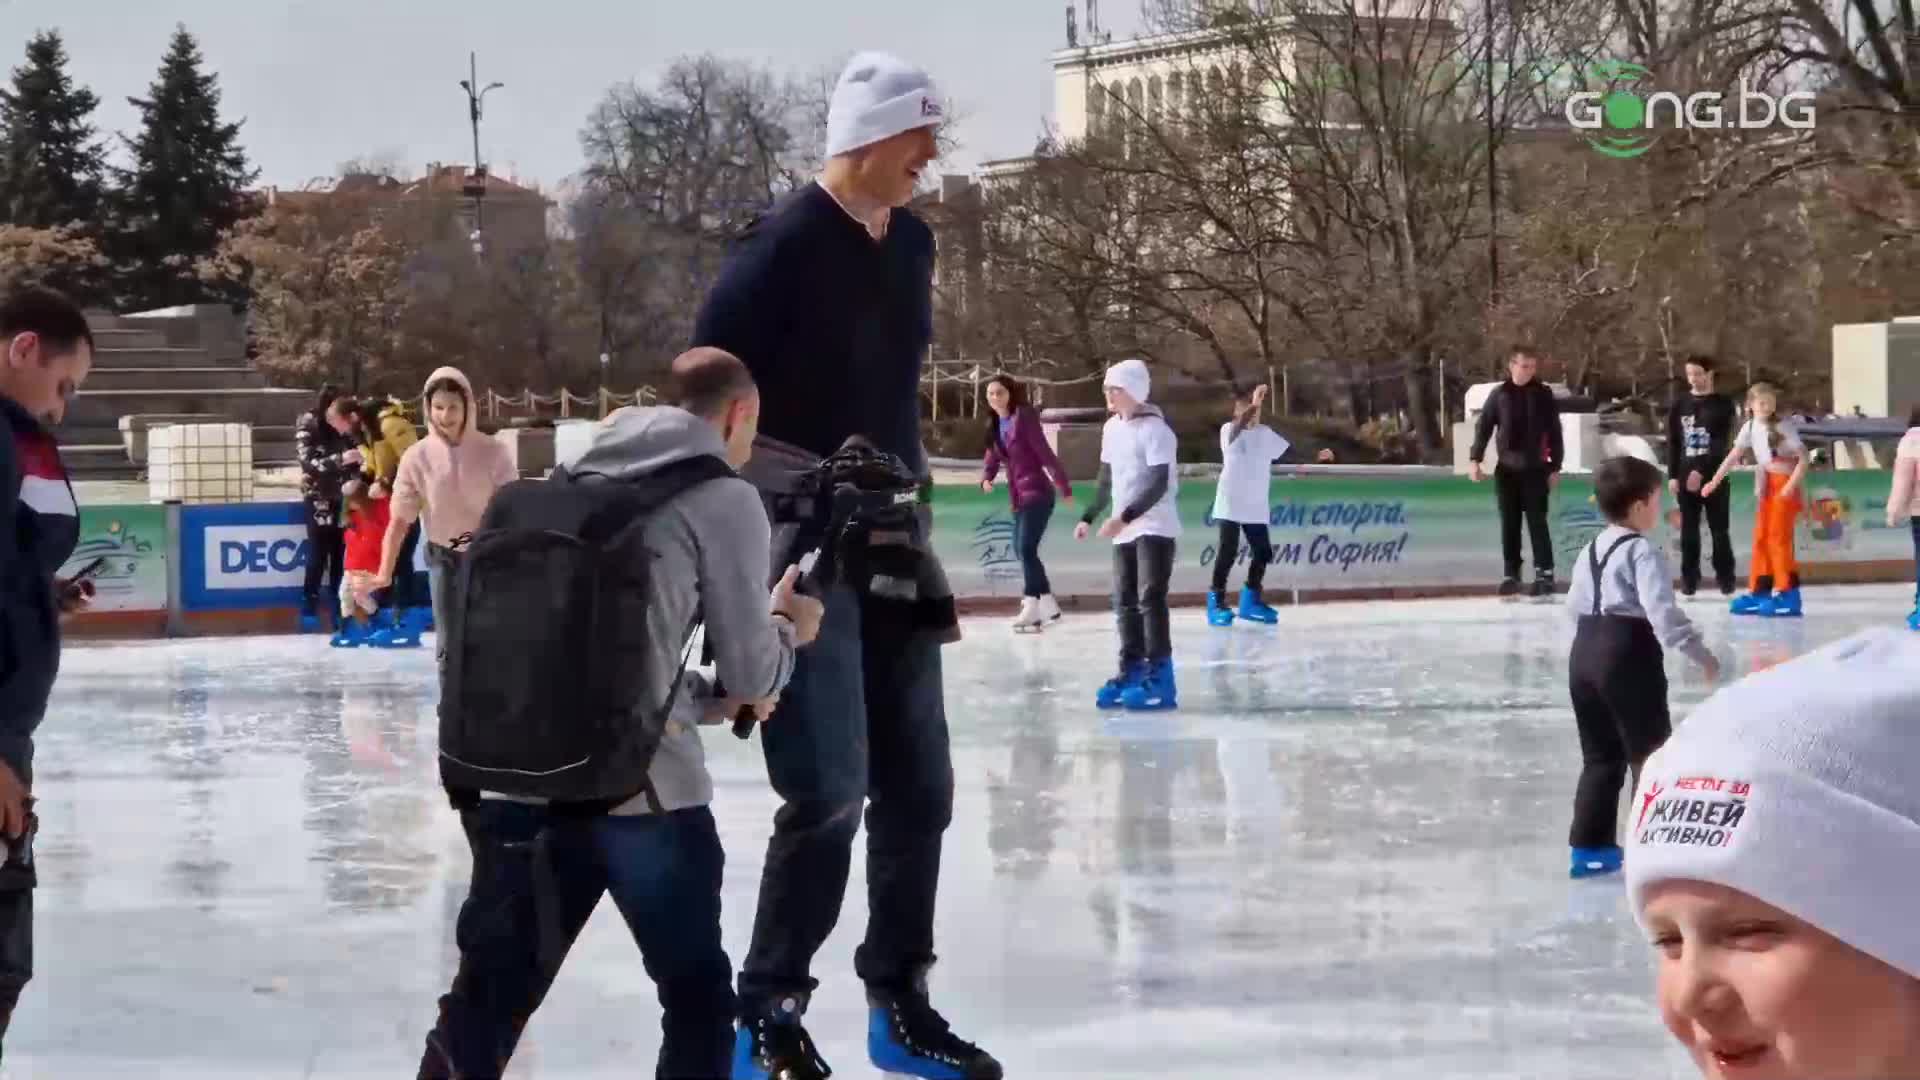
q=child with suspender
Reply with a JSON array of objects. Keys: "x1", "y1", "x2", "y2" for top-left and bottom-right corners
[{"x1": 1564, "y1": 458, "x2": 1722, "y2": 878}]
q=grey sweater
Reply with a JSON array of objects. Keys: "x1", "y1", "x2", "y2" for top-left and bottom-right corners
[
  {"x1": 1565, "y1": 525, "x2": 1713, "y2": 667},
  {"x1": 489, "y1": 406, "x2": 797, "y2": 815}
]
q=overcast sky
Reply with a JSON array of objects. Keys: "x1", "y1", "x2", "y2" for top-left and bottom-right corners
[{"x1": 0, "y1": 0, "x2": 1146, "y2": 191}]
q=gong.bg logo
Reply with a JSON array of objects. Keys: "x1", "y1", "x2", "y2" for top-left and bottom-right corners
[{"x1": 1565, "y1": 60, "x2": 1816, "y2": 159}]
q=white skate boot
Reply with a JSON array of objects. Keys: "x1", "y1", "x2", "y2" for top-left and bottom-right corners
[
  {"x1": 1011, "y1": 597, "x2": 1044, "y2": 633},
  {"x1": 1036, "y1": 594, "x2": 1063, "y2": 627}
]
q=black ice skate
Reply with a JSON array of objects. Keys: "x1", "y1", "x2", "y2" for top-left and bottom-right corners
[
  {"x1": 733, "y1": 993, "x2": 832, "y2": 1080},
  {"x1": 867, "y1": 969, "x2": 1003, "y2": 1079}
]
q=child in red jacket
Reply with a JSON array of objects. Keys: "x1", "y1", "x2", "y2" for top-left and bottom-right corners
[{"x1": 334, "y1": 479, "x2": 391, "y2": 647}]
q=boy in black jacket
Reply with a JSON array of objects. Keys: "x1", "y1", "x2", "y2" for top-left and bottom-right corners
[
  {"x1": 0, "y1": 287, "x2": 94, "y2": 1052},
  {"x1": 1665, "y1": 354, "x2": 1738, "y2": 597},
  {"x1": 1470, "y1": 344, "x2": 1564, "y2": 597}
]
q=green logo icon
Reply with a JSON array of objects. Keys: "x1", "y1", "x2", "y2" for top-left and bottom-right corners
[{"x1": 1570, "y1": 60, "x2": 1658, "y2": 159}]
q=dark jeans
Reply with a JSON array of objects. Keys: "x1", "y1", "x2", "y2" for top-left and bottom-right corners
[
  {"x1": 1911, "y1": 520, "x2": 1919, "y2": 605},
  {"x1": 1210, "y1": 521, "x2": 1273, "y2": 596},
  {"x1": 741, "y1": 585, "x2": 954, "y2": 1007},
  {"x1": 0, "y1": 885, "x2": 29, "y2": 1059},
  {"x1": 1567, "y1": 616, "x2": 1672, "y2": 849},
  {"x1": 1012, "y1": 497, "x2": 1055, "y2": 598},
  {"x1": 1495, "y1": 467, "x2": 1554, "y2": 579},
  {"x1": 301, "y1": 519, "x2": 345, "y2": 617},
  {"x1": 1676, "y1": 477, "x2": 1735, "y2": 590},
  {"x1": 1114, "y1": 536, "x2": 1177, "y2": 667},
  {"x1": 418, "y1": 802, "x2": 733, "y2": 1080}
]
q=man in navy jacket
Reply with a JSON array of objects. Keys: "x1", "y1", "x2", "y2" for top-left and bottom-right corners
[
  {"x1": 0, "y1": 286, "x2": 95, "y2": 1053},
  {"x1": 692, "y1": 52, "x2": 1002, "y2": 1080}
]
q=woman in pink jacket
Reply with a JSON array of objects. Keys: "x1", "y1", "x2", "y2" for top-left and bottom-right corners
[
  {"x1": 371, "y1": 367, "x2": 517, "y2": 648},
  {"x1": 1887, "y1": 405, "x2": 1920, "y2": 631},
  {"x1": 981, "y1": 374, "x2": 1074, "y2": 632}
]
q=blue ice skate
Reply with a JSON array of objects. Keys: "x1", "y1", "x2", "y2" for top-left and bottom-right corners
[
  {"x1": 733, "y1": 995, "x2": 831, "y2": 1080},
  {"x1": 1765, "y1": 587, "x2": 1803, "y2": 618},
  {"x1": 1206, "y1": 591, "x2": 1235, "y2": 627},
  {"x1": 329, "y1": 619, "x2": 369, "y2": 648},
  {"x1": 405, "y1": 605, "x2": 434, "y2": 634},
  {"x1": 1908, "y1": 608, "x2": 1920, "y2": 632},
  {"x1": 299, "y1": 610, "x2": 322, "y2": 634},
  {"x1": 367, "y1": 609, "x2": 421, "y2": 649},
  {"x1": 1121, "y1": 658, "x2": 1178, "y2": 711},
  {"x1": 1096, "y1": 662, "x2": 1147, "y2": 710},
  {"x1": 1236, "y1": 586, "x2": 1278, "y2": 625},
  {"x1": 1570, "y1": 845, "x2": 1623, "y2": 879},
  {"x1": 868, "y1": 980, "x2": 1004, "y2": 1079},
  {"x1": 1730, "y1": 591, "x2": 1774, "y2": 616}
]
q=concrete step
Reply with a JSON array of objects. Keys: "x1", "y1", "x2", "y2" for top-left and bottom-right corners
[
  {"x1": 91, "y1": 328, "x2": 170, "y2": 350},
  {"x1": 84, "y1": 367, "x2": 268, "y2": 392},
  {"x1": 63, "y1": 387, "x2": 309, "y2": 430},
  {"x1": 90, "y1": 347, "x2": 235, "y2": 370}
]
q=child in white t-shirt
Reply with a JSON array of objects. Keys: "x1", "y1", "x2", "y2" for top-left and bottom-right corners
[
  {"x1": 1702, "y1": 382, "x2": 1808, "y2": 617},
  {"x1": 1077, "y1": 358, "x2": 1180, "y2": 711},
  {"x1": 1208, "y1": 383, "x2": 1290, "y2": 627}
]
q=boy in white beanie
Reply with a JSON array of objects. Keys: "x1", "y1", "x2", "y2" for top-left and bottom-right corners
[
  {"x1": 1076, "y1": 358, "x2": 1182, "y2": 710},
  {"x1": 1564, "y1": 456, "x2": 1719, "y2": 879},
  {"x1": 1627, "y1": 628, "x2": 1920, "y2": 1080},
  {"x1": 694, "y1": 51, "x2": 1003, "y2": 1080}
]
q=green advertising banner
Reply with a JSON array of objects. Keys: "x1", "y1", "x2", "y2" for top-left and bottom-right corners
[
  {"x1": 930, "y1": 471, "x2": 1914, "y2": 598},
  {"x1": 62, "y1": 503, "x2": 169, "y2": 612}
]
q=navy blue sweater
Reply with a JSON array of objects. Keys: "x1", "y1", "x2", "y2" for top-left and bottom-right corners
[
  {"x1": 0, "y1": 396, "x2": 79, "y2": 782},
  {"x1": 691, "y1": 182, "x2": 936, "y2": 475}
]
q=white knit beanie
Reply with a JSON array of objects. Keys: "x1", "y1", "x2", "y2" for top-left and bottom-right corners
[
  {"x1": 1104, "y1": 358, "x2": 1151, "y2": 404},
  {"x1": 1625, "y1": 627, "x2": 1920, "y2": 979},
  {"x1": 826, "y1": 51, "x2": 942, "y2": 158}
]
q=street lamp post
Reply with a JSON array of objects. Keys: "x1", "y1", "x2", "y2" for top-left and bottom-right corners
[{"x1": 458, "y1": 52, "x2": 504, "y2": 253}]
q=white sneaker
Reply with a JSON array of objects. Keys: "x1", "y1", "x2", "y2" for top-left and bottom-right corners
[
  {"x1": 1037, "y1": 594, "x2": 1063, "y2": 624},
  {"x1": 1011, "y1": 597, "x2": 1044, "y2": 632}
]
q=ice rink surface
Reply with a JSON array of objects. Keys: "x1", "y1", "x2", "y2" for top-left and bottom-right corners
[{"x1": 8, "y1": 584, "x2": 1912, "y2": 1078}]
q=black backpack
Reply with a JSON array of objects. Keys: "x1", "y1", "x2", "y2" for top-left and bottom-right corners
[{"x1": 436, "y1": 454, "x2": 734, "y2": 810}]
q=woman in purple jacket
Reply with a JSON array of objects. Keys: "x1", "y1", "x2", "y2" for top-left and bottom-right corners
[{"x1": 982, "y1": 374, "x2": 1075, "y2": 631}]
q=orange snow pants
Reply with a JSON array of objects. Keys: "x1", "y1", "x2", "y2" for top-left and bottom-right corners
[{"x1": 1749, "y1": 471, "x2": 1801, "y2": 593}]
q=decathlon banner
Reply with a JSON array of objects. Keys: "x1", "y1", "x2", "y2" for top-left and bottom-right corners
[
  {"x1": 178, "y1": 502, "x2": 311, "y2": 610},
  {"x1": 928, "y1": 470, "x2": 1914, "y2": 599}
]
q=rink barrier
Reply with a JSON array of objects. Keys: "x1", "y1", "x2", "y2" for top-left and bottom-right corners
[{"x1": 59, "y1": 470, "x2": 1919, "y2": 639}]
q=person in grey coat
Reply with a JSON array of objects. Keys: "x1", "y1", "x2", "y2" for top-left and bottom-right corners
[{"x1": 418, "y1": 348, "x2": 825, "y2": 1080}]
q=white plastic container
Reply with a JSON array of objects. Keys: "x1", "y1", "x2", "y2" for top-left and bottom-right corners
[{"x1": 147, "y1": 422, "x2": 254, "y2": 503}]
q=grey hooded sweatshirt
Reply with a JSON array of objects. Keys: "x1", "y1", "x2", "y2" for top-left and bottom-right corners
[{"x1": 550, "y1": 405, "x2": 798, "y2": 815}]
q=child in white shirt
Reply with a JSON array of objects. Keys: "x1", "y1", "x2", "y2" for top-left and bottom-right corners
[
  {"x1": 1208, "y1": 382, "x2": 1290, "y2": 627},
  {"x1": 1701, "y1": 382, "x2": 1808, "y2": 617},
  {"x1": 1077, "y1": 358, "x2": 1180, "y2": 711}
]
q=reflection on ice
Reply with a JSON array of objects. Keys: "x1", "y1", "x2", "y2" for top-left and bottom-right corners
[{"x1": 10, "y1": 585, "x2": 1908, "y2": 1078}]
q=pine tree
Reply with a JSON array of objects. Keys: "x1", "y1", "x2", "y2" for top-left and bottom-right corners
[
  {"x1": 0, "y1": 30, "x2": 106, "y2": 230},
  {"x1": 114, "y1": 25, "x2": 257, "y2": 309}
]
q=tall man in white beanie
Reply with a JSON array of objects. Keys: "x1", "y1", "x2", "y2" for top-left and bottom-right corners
[
  {"x1": 691, "y1": 51, "x2": 1003, "y2": 1080},
  {"x1": 1627, "y1": 627, "x2": 1920, "y2": 1079}
]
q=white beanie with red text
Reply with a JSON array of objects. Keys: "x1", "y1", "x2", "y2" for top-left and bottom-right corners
[{"x1": 1625, "y1": 627, "x2": 1920, "y2": 979}]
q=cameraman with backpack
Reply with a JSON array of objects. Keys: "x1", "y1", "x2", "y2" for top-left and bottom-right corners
[{"x1": 418, "y1": 348, "x2": 823, "y2": 1080}]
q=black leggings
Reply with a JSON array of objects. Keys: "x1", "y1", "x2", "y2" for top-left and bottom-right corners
[
  {"x1": 1567, "y1": 615, "x2": 1672, "y2": 849},
  {"x1": 1210, "y1": 521, "x2": 1274, "y2": 596},
  {"x1": 302, "y1": 520, "x2": 345, "y2": 616}
]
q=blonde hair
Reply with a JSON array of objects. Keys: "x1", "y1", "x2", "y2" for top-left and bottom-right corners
[{"x1": 1748, "y1": 382, "x2": 1782, "y2": 452}]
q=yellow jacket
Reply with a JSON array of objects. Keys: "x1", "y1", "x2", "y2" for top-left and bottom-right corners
[{"x1": 360, "y1": 399, "x2": 420, "y2": 485}]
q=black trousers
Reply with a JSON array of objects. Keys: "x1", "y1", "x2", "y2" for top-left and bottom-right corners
[
  {"x1": 302, "y1": 519, "x2": 345, "y2": 617},
  {"x1": 1114, "y1": 536, "x2": 1177, "y2": 667},
  {"x1": 0, "y1": 885, "x2": 28, "y2": 1059},
  {"x1": 1495, "y1": 467, "x2": 1554, "y2": 578},
  {"x1": 1210, "y1": 521, "x2": 1274, "y2": 596},
  {"x1": 1676, "y1": 479, "x2": 1735, "y2": 590},
  {"x1": 1567, "y1": 615, "x2": 1672, "y2": 849}
]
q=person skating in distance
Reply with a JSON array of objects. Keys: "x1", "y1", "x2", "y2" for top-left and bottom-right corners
[
  {"x1": 1469, "y1": 344, "x2": 1563, "y2": 599},
  {"x1": 1207, "y1": 382, "x2": 1290, "y2": 627},
  {"x1": 1665, "y1": 355, "x2": 1738, "y2": 599}
]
